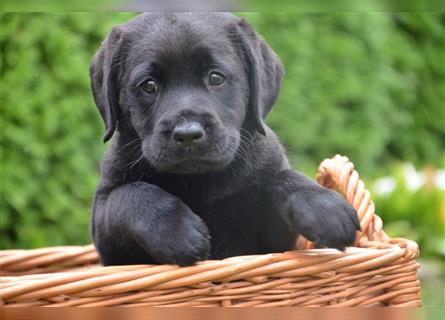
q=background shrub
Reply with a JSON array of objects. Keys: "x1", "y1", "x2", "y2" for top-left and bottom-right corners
[
  {"x1": 1, "y1": 13, "x2": 135, "y2": 248},
  {"x1": 243, "y1": 13, "x2": 445, "y2": 174}
]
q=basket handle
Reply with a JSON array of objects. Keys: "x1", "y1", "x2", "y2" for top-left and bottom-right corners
[
  {"x1": 316, "y1": 154, "x2": 390, "y2": 241},
  {"x1": 297, "y1": 154, "x2": 390, "y2": 249},
  {"x1": 312, "y1": 155, "x2": 419, "y2": 259}
]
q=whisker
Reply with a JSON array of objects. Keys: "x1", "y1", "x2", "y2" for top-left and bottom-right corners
[
  {"x1": 119, "y1": 137, "x2": 142, "y2": 153},
  {"x1": 125, "y1": 151, "x2": 145, "y2": 170},
  {"x1": 240, "y1": 128, "x2": 254, "y2": 144}
]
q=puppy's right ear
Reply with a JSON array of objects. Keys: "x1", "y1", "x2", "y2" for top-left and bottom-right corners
[
  {"x1": 236, "y1": 18, "x2": 284, "y2": 136},
  {"x1": 90, "y1": 26, "x2": 125, "y2": 143}
]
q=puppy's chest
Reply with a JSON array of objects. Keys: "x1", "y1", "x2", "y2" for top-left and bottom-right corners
[
  {"x1": 146, "y1": 174, "x2": 267, "y2": 222},
  {"x1": 191, "y1": 190, "x2": 264, "y2": 226},
  {"x1": 154, "y1": 178, "x2": 268, "y2": 258}
]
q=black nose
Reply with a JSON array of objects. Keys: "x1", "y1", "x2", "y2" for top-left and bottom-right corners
[{"x1": 172, "y1": 122, "x2": 204, "y2": 146}]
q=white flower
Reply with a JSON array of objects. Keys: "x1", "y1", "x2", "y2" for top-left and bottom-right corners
[{"x1": 374, "y1": 177, "x2": 396, "y2": 196}]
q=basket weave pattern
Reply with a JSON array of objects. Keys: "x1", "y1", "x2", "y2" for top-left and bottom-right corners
[{"x1": 0, "y1": 155, "x2": 421, "y2": 307}]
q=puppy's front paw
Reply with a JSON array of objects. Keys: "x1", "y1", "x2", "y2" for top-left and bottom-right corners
[
  {"x1": 286, "y1": 189, "x2": 360, "y2": 250},
  {"x1": 166, "y1": 213, "x2": 211, "y2": 266},
  {"x1": 132, "y1": 203, "x2": 211, "y2": 266}
]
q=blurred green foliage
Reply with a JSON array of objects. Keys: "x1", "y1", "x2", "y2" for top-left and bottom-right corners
[
  {"x1": 1, "y1": 13, "x2": 444, "y2": 253},
  {"x1": 242, "y1": 13, "x2": 445, "y2": 174},
  {"x1": 370, "y1": 163, "x2": 445, "y2": 259},
  {"x1": 1, "y1": 13, "x2": 136, "y2": 248}
]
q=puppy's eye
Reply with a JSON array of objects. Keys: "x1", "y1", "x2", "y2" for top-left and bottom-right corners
[
  {"x1": 209, "y1": 72, "x2": 226, "y2": 86},
  {"x1": 140, "y1": 79, "x2": 159, "y2": 94}
]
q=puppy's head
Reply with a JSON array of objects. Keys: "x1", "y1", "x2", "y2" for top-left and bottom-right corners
[{"x1": 90, "y1": 13, "x2": 283, "y2": 174}]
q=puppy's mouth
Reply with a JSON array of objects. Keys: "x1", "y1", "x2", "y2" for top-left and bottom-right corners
[
  {"x1": 165, "y1": 158, "x2": 229, "y2": 174},
  {"x1": 143, "y1": 135, "x2": 239, "y2": 174}
]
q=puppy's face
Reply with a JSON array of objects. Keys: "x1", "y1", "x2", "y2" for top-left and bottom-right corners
[
  {"x1": 123, "y1": 15, "x2": 247, "y2": 173},
  {"x1": 91, "y1": 14, "x2": 284, "y2": 174}
]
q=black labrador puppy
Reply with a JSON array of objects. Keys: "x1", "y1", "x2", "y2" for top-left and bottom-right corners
[{"x1": 90, "y1": 13, "x2": 360, "y2": 266}]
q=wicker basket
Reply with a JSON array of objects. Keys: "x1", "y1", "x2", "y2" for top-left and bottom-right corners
[{"x1": 0, "y1": 155, "x2": 422, "y2": 307}]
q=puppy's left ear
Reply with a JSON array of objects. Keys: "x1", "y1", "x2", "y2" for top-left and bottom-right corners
[
  {"x1": 90, "y1": 26, "x2": 126, "y2": 143},
  {"x1": 236, "y1": 18, "x2": 284, "y2": 135}
]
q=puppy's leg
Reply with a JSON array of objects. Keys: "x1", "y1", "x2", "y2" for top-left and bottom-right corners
[
  {"x1": 93, "y1": 182, "x2": 210, "y2": 266},
  {"x1": 268, "y1": 170, "x2": 360, "y2": 250}
]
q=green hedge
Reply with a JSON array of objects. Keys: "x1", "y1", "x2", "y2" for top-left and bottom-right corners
[
  {"x1": 243, "y1": 13, "x2": 445, "y2": 174},
  {"x1": 1, "y1": 13, "x2": 136, "y2": 248},
  {"x1": 1, "y1": 13, "x2": 444, "y2": 249}
]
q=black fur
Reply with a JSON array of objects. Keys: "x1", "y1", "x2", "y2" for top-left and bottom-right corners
[{"x1": 90, "y1": 13, "x2": 360, "y2": 266}]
